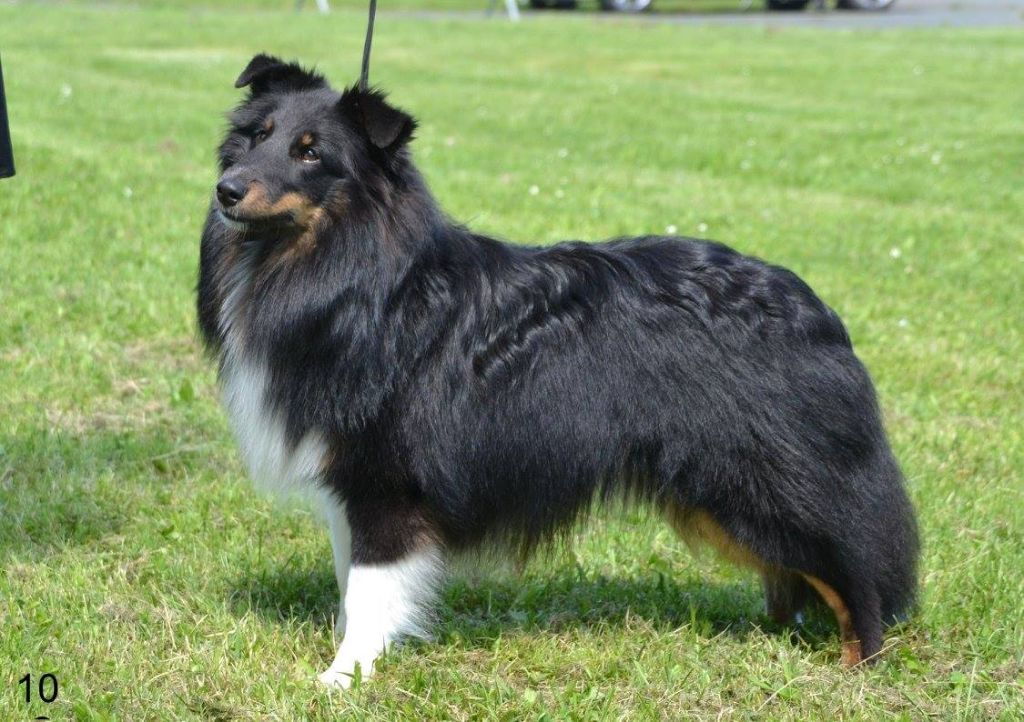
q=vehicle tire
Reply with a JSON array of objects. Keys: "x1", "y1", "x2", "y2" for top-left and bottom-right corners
[
  {"x1": 836, "y1": 0, "x2": 896, "y2": 9},
  {"x1": 600, "y1": 0, "x2": 653, "y2": 12},
  {"x1": 766, "y1": 0, "x2": 810, "y2": 9},
  {"x1": 530, "y1": 0, "x2": 579, "y2": 8}
]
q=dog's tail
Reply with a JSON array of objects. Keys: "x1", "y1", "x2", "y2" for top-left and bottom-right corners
[{"x1": 870, "y1": 453, "x2": 920, "y2": 625}]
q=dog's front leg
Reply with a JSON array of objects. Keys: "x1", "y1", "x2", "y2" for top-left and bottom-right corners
[
  {"x1": 324, "y1": 497, "x2": 352, "y2": 638},
  {"x1": 318, "y1": 507, "x2": 443, "y2": 689}
]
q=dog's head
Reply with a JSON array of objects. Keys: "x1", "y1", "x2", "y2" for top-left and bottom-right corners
[{"x1": 214, "y1": 53, "x2": 417, "y2": 234}]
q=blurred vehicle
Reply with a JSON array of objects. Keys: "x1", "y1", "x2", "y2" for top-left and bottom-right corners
[
  {"x1": 767, "y1": 0, "x2": 896, "y2": 8},
  {"x1": 529, "y1": 0, "x2": 897, "y2": 12}
]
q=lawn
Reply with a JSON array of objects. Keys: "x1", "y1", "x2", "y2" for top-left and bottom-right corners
[{"x1": 1, "y1": 2, "x2": 1022, "y2": 719}]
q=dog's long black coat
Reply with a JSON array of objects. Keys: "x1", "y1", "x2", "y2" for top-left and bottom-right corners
[{"x1": 198, "y1": 59, "x2": 918, "y2": 664}]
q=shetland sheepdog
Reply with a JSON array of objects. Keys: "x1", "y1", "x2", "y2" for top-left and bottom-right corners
[{"x1": 198, "y1": 54, "x2": 918, "y2": 688}]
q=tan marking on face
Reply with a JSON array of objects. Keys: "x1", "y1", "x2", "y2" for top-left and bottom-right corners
[
  {"x1": 233, "y1": 185, "x2": 319, "y2": 226},
  {"x1": 233, "y1": 182, "x2": 269, "y2": 215},
  {"x1": 226, "y1": 184, "x2": 337, "y2": 274},
  {"x1": 280, "y1": 206, "x2": 327, "y2": 259},
  {"x1": 268, "y1": 191, "x2": 319, "y2": 225},
  {"x1": 300, "y1": 132, "x2": 314, "y2": 147},
  {"x1": 254, "y1": 208, "x2": 330, "y2": 279},
  {"x1": 802, "y1": 574, "x2": 863, "y2": 667}
]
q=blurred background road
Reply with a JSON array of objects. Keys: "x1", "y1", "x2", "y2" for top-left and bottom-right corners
[
  {"x1": 409, "y1": 0, "x2": 1024, "y2": 28},
  {"x1": 640, "y1": 0, "x2": 1024, "y2": 28}
]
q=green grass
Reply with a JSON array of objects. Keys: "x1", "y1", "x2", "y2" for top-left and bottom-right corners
[{"x1": 2, "y1": 2, "x2": 1023, "y2": 719}]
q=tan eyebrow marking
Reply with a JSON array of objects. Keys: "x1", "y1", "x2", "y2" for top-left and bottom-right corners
[{"x1": 300, "y1": 132, "x2": 315, "y2": 146}]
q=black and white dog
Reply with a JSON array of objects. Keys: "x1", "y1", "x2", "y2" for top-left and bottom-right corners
[{"x1": 198, "y1": 54, "x2": 919, "y2": 687}]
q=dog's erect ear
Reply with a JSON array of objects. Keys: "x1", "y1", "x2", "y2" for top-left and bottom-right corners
[
  {"x1": 234, "y1": 53, "x2": 326, "y2": 95},
  {"x1": 339, "y1": 87, "x2": 417, "y2": 151}
]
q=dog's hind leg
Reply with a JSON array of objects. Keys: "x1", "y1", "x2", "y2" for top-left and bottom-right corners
[
  {"x1": 801, "y1": 575, "x2": 860, "y2": 665},
  {"x1": 761, "y1": 568, "x2": 811, "y2": 626},
  {"x1": 800, "y1": 574, "x2": 884, "y2": 666},
  {"x1": 665, "y1": 504, "x2": 883, "y2": 665},
  {"x1": 667, "y1": 506, "x2": 806, "y2": 624}
]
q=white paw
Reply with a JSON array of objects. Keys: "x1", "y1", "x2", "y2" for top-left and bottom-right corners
[
  {"x1": 318, "y1": 667, "x2": 354, "y2": 689},
  {"x1": 318, "y1": 656, "x2": 373, "y2": 690}
]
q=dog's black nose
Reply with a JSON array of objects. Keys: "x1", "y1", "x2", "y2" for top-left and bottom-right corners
[{"x1": 216, "y1": 178, "x2": 247, "y2": 208}]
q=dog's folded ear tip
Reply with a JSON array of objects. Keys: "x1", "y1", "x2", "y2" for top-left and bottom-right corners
[
  {"x1": 235, "y1": 53, "x2": 283, "y2": 88},
  {"x1": 235, "y1": 54, "x2": 326, "y2": 95},
  {"x1": 339, "y1": 86, "x2": 417, "y2": 151}
]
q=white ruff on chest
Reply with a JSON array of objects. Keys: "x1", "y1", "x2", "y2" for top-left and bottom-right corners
[
  {"x1": 217, "y1": 246, "x2": 328, "y2": 498},
  {"x1": 220, "y1": 354, "x2": 328, "y2": 498}
]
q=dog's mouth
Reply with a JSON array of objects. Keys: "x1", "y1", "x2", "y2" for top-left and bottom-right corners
[{"x1": 218, "y1": 208, "x2": 299, "y2": 234}]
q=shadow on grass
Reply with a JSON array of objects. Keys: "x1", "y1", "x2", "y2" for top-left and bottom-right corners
[
  {"x1": 228, "y1": 555, "x2": 340, "y2": 631},
  {"x1": 229, "y1": 558, "x2": 841, "y2": 650}
]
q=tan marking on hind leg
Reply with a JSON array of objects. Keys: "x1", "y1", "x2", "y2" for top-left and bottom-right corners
[
  {"x1": 665, "y1": 506, "x2": 767, "y2": 570},
  {"x1": 801, "y1": 574, "x2": 862, "y2": 667},
  {"x1": 668, "y1": 506, "x2": 795, "y2": 623}
]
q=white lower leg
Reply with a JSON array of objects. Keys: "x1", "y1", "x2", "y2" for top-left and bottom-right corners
[
  {"x1": 318, "y1": 545, "x2": 443, "y2": 689},
  {"x1": 324, "y1": 498, "x2": 352, "y2": 637}
]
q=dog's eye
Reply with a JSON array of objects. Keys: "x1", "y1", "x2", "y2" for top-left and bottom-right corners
[
  {"x1": 253, "y1": 128, "x2": 269, "y2": 144},
  {"x1": 301, "y1": 147, "x2": 321, "y2": 163}
]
